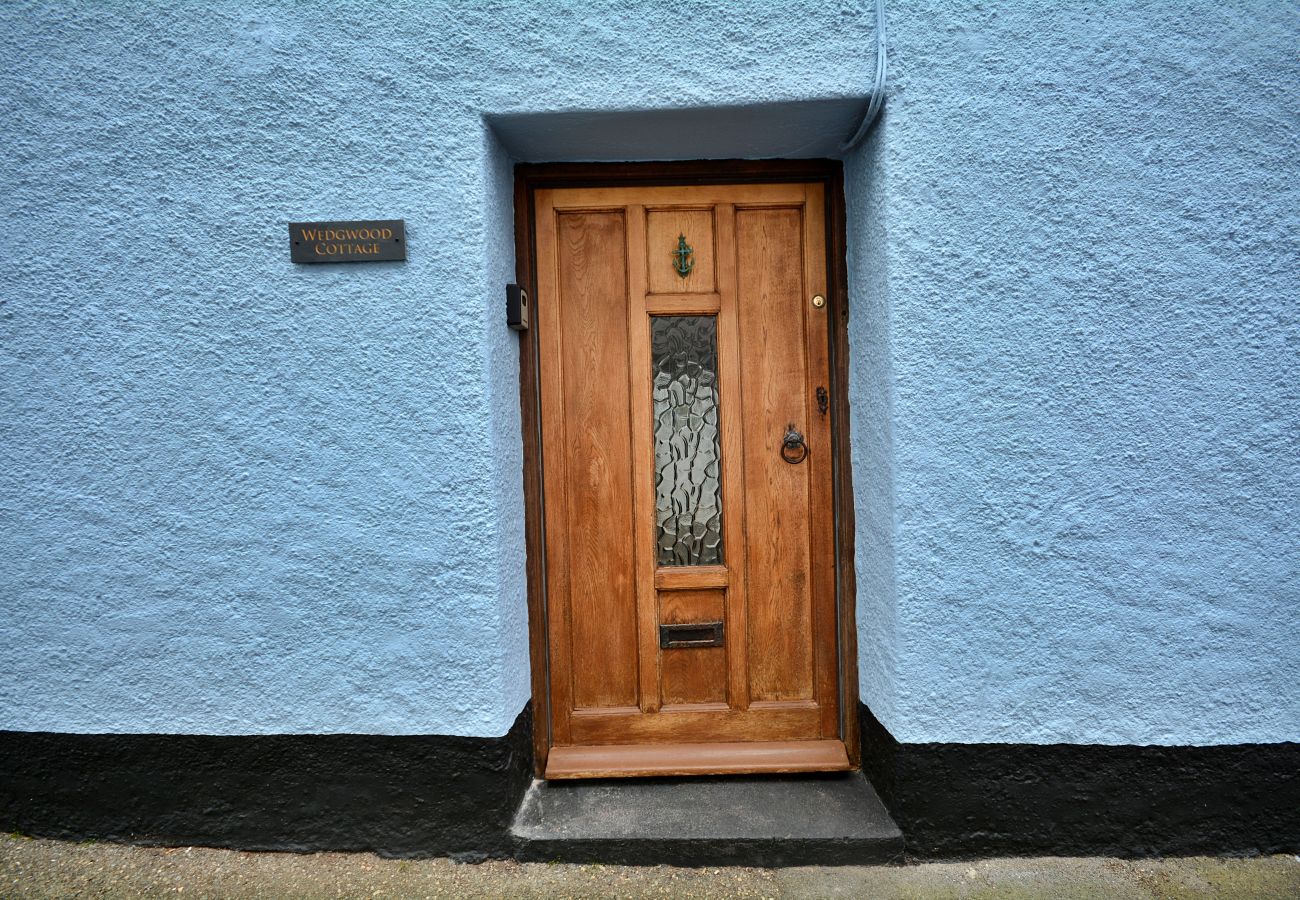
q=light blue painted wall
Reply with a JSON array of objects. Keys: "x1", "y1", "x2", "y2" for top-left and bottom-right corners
[
  {"x1": 1, "y1": 1, "x2": 1295, "y2": 745},
  {"x1": 0, "y1": 1, "x2": 873, "y2": 736},
  {"x1": 847, "y1": 1, "x2": 1299, "y2": 745}
]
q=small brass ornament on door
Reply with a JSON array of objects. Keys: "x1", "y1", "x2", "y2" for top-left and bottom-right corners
[
  {"x1": 672, "y1": 233, "x2": 695, "y2": 278},
  {"x1": 811, "y1": 293, "x2": 826, "y2": 308}
]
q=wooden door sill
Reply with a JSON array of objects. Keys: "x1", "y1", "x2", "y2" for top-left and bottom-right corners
[{"x1": 544, "y1": 739, "x2": 851, "y2": 779}]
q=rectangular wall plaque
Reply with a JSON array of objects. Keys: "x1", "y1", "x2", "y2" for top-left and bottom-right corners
[{"x1": 290, "y1": 219, "x2": 405, "y2": 263}]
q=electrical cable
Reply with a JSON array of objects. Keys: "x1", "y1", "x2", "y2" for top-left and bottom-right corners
[{"x1": 841, "y1": 0, "x2": 888, "y2": 151}]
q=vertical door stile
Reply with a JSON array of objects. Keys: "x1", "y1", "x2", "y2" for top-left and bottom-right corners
[
  {"x1": 714, "y1": 201, "x2": 750, "y2": 713},
  {"x1": 801, "y1": 183, "x2": 838, "y2": 737},
  {"x1": 626, "y1": 203, "x2": 660, "y2": 714},
  {"x1": 535, "y1": 190, "x2": 574, "y2": 746}
]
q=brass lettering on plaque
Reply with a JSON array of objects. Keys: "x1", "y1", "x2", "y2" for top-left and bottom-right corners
[{"x1": 289, "y1": 219, "x2": 405, "y2": 263}]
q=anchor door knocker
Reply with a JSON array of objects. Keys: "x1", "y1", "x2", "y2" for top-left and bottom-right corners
[{"x1": 672, "y1": 233, "x2": 694, "y2": 278}]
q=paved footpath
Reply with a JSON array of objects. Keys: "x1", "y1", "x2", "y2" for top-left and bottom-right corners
[{"x1": 3, "y1": 835, "x2": 1299, "y2": 898}]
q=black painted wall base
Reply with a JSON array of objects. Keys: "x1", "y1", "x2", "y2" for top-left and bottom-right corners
[
  {"x1": 5, "y1": 703, "x2": 1297, "y2": 862},
  {"x1": 0, "y1": 704, "x2": 533, "y2": 860},
  {"x1": 859, "y1": 703, "x2": 1300, "y2": 860}
]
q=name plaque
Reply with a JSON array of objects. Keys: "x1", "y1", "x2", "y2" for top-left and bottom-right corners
[{"x1": 290, "y1": 219, "x2": 405, "y2": 263}]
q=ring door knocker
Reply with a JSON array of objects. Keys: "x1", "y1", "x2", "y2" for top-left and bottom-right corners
[{"x1": 781, "y1": 424, "x2": 809, "y2": 465}]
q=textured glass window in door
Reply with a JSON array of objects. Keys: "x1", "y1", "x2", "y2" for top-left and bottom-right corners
[{"x1": 652, "y1": 316, "x2": 724, "y2": 566}]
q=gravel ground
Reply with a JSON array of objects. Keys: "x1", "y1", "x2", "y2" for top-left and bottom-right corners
[{"x1": 3, "y1": 834, "x2": 1299, "y2": 898}]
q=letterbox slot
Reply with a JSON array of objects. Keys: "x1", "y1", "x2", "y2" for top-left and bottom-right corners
[{"x1": 659, "y1": 621, "x2": 724, "y2": 649}]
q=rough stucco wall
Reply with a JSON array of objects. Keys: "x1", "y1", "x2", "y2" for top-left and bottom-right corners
[
  {"x1": 3, "y1": 0, "x2": 1295, "y2": 747},
  {"x1": 847, "y1": 0, "x2": 1299, "y2": 744},
  {"x1": 0, "y1": 1, "x2": 873, "y2": 736}
]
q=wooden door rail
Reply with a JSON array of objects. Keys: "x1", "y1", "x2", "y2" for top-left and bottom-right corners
[{"x1": 545, "y1": 739, "x2": 851, "y2": 779}]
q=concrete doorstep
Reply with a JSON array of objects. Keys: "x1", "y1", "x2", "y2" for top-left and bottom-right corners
[
  {"x1": 511, "y1": 772, "x2": 904, "y2": 866},
  {"x1": 4, "y1": 834, "x2": 1300, "y2": 898}
]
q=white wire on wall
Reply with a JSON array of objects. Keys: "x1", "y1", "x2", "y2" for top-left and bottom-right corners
[{"x1": 841, "y1": 0, "x2": 888, "y2": 151}]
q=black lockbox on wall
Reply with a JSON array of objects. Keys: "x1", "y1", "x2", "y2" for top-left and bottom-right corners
[{"x1": 506, "y1": 283, "x2": 529, "y2": 331}]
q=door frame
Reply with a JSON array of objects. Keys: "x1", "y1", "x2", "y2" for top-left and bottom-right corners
[{"x1": 513, "y1": 159, "x2": 859, "y2": 777}]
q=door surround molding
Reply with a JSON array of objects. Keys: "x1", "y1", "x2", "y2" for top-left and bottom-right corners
[{"x1": 513, "y1": 160, "x2": 859, "y2": 776}]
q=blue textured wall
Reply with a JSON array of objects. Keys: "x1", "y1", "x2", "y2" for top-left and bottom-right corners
[
  {"x1": 847, "y1": 1, "x2": 1299, "y2": 744},
  {"x1": 1, "y1": 1, "x2": 1295, "y2": 745},
  {"x1": 0, "y1": 1, "x2": 872, "y2": 736}
]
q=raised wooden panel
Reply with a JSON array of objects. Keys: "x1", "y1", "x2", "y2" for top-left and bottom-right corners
[
  {"x1": 658, "y1": 589, "x2": 727, "y2": 706},
  {"x1": 647, "y1": 207, "x2": 715, "y2": 294},
  {"x1": 736, "y1": 206, "x2": 816, "y2": 703},
  {"x1": 547, "y1": 209, "x2": 639, "y2": 711}
]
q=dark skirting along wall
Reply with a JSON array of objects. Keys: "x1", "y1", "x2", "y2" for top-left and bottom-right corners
[
  {"x1": 859, "y1": 703, "x2": 1300, "y2": 859},
  {"x1": 3, "y1": 702, "x2": 1297, "y2": 860},
  {"x1": 0, "y1": 705, "x2": 533, "y2": 861}
]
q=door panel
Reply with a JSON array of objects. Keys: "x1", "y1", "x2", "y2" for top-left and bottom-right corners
[
  {"x1": 658, "y1": 588, "x2": 727, "y2": 707},
  {"x1": 646, "y1": 207, "x2": 716, "y2": 294},
  {"x1": 735, "y1": 207, "x2": 815, "y2": 704},
  {"x1": 536, "y1": 183, "x2": 841, "y2": 776},
  {"x1": 543, "y1": 210, "x2": 638, "y2": 716}
]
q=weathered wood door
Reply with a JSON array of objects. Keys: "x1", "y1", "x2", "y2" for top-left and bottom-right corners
[{"x1": 535, "y1": 182, "x2": 844, "y2": 778}]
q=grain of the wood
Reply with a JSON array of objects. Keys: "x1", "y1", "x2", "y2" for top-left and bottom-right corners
[
  {"x1": 654, "y1": 566, "x2": 729, "y2": 590},
  {"x1": 643, "y1": 292, "x2": 722, "y2": 315},
  {"x1": 534, "y1": 192, "x2": 574, "y2": 745},
  {"x1": 545, "y1": 184, "x2": 806, "y2": 212},
  {"x1": 714, "y1": 201, "x2": 751, "y2": 714},
  {"x1": 802, "y1": 182, "x2": 841, "y2": 737},
  {"x1": 658, "y1": 589, "x2": 727, "y2": 624},
  {"x1": 658, "y1": 589, "x2": 727, "y2": 706},
  {"x1": 736, "y1": 205, "x2": 815, "y2": 704},
  {"x1": 570, "y1": 706, "x2": 642, "y2": 718},
  {"x1": 533, "y1": 179, "x2": 844, "y2": 772},
  {"x1": 520, "y1": 163, "x2": 854, "y2": 776},
  {"x1": 567, "y1": 704, "x2": 822, "y2": 745},
  {"x1": 646, "y1": 207, "x2": 715, "y2": 294},
  {"x1": 749, "y1": 699, "x2": 819, "y2": 710},
  {"x1": 626, "y1": 205, "x2": 660, "y2": 715},
  {"x1": 544, "y1": 739, "x2": 851, "y2": 779},
  {"x1": 540, "y1": 204, "x2": 639, "y2": 713}
]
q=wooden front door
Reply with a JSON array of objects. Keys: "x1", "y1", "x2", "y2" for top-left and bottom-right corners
[{"x1": 534, "y1": 181, "x2": 845, "y2": 778}]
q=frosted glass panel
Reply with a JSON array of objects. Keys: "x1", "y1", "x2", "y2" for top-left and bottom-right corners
[{"x1": 652, "y1": 316, "x2": 724, "y2": 566}]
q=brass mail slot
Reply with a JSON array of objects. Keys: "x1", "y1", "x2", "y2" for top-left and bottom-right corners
[{"x1": 659, "y1": 621, "x2": 724, "y2": 649}]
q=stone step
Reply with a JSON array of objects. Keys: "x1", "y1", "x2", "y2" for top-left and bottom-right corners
[{"x1": 510, "y1": 771, "x2": 904, "y2": 866}]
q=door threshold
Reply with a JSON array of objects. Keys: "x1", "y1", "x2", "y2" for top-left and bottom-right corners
[{"x1": 544, "y1": 739, "x2": 851, "y2": 779}]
